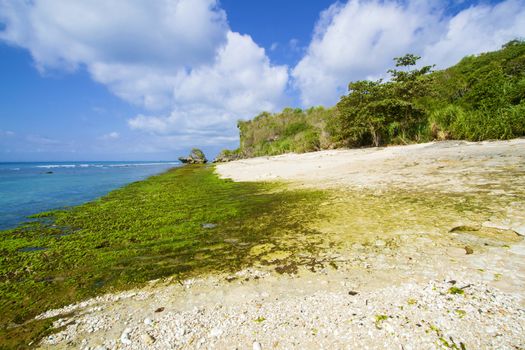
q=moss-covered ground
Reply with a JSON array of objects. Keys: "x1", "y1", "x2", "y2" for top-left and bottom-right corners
[{"x1": 0, "y1": 165, "x2": 325, "y2": 349}]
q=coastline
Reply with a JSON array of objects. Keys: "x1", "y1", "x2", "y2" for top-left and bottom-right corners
[
  {"x1": 3, "y1": 139, "x2": 525, "y2": 349},
  {"x1": 0, "y1": 161, "x2": 180, "y2": 230},
  {"x1": 34, "y1": 139, "x2": 525, "y2": 349}
]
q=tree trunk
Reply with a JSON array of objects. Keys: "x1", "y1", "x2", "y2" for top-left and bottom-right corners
[{"x1": 371, "y1": 129, "x2": 381, "y2": 147}]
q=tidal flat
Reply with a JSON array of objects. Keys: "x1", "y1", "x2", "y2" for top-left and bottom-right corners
[
  {"x1": 2, "y1": 140, "x2": 525, "y2": 349},
  {"x1": 0, "y1": 165, "x2": 326, "y2": 348}
]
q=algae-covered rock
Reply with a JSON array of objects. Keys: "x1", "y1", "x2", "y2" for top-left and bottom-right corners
[{"x1": 179, "y1": 148, "x2": 207, "y2": 164}]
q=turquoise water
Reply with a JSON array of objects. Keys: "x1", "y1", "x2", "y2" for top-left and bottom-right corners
[{"x1": 0, "y1": 161, "x2": 179, "y2": 230}]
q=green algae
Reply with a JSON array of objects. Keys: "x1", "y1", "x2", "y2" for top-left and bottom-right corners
[
  {"x1": 0, "y1": 165, "x2": 326, "y2": 348},
  {"x1": 308, "y1": 184, "x2": 524, "y2": 254}
]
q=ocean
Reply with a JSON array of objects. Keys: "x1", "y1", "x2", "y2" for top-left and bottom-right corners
[{"x1": 0, "y1": 161, "x2": 179, "y2": 230}]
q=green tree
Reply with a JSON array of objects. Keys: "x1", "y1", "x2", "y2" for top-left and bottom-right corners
[{"x1": 336, "y1": 54, "x2": 433, "y2": 146}]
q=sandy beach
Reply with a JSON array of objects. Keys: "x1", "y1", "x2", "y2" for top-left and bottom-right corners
[{"x1": 37, "y1": 140, "x2": 525, "y2": 349}]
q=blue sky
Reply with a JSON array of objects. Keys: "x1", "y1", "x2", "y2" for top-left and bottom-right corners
[{"x1": 0, "y1": 0, "x2": 523, "y2": 161}]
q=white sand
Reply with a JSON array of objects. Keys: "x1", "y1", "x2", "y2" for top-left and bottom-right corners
[{"x1": 216, "y1": 139, "x2": 525, "y2": 193}]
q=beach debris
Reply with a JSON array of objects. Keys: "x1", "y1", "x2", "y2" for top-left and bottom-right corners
[
  {"x1": 141, "y1": 333, "x2": 155, "y2": 345},
  {"x1": 210, "y1": 327, "x2": 223, "y2": 338},
  {"x1": 120, "y1": 327, "x2": 132, "y2": 345}
]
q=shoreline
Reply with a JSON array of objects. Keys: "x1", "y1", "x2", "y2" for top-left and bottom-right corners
[
  {"x1": 31, "y1": 139, "x2": 525, "y2": 349},
  {"x1": 0, "y1": 161, "x2": 180, "y2": 231}
]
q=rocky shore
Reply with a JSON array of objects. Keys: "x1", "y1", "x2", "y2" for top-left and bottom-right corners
[{"x1": 37, "y1": 139, "x2": 525, "y2": 349}]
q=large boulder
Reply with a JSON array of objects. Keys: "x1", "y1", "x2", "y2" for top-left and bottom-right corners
[{"x1": 178, "y1": 148, "x2": 207, "y2": 164}]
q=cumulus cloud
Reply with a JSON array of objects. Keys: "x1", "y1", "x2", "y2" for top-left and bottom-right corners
[
  {"x1": 0, "y1": 0, "x2": 288, "y2": 149},
  {"x1": 422, "y1": 1, "x2": 525, "y2": 68},
  {"x1": 293, "y1": 0, "x2": 525, "y2": 106},
  {"x1": 128, "y1": 31, "x2": 289, "y2": 137},
  {"x1": 126, "y1": 30, "x2": 290, "y2": 140},
  {"x1": 0, "y1": 0, "x2": 228, "y2": 110}
]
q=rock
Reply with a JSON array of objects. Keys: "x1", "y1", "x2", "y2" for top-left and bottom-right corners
[
  {"x1": 120, "y1": 328, "x2": 132, "y2": 345},
  {"x1": 141, "y1": 333, "x2": 155, "y2": 345},
  {"x1": 464, "y1": 246, "x2": 474, "y2": 254},
  {"x1": 253, "y1": 341, "x2": 262, "y2": 350},
  {"x1": 202, "y1": 223, "x2": 217, "y2": 229},
  {"x1": 513, "y1": 225, "x2": 525, "y2": 236},
  {"x1": 143, "y1": 318, "x2": 153, "y2": 326},
  {"x1": 450, "y1": 225, "x2": 481, "y2": 233},
  {"x1": 210, "y1": 327, "x2": 223, "y2": 338},
  {"x1": 213, "y1": 149, "x2": 242, "y2": 163},
  {"x1": 178, "y1": 148, "x2": 207, "y2": 164}
]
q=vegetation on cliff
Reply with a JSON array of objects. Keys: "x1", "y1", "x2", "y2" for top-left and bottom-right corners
[{"x1": 217, "y1": 40, "x2": 525, "y2": 160}]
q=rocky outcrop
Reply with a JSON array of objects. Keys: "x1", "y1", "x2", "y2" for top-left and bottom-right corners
[
  {"x1": 213, "y1": 149, "x2": 242, "y2": 163},
  {"x1": 178, "y1": 148, "x2": 207, "y2": 164}
]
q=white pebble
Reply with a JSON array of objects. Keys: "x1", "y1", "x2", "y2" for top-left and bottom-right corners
[{"x1": 120, "y1": 328, "x2": 132, "y2": 345}]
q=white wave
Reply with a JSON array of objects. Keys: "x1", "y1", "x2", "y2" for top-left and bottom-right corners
[
  {"x1": 107, "y1": 162, "x2": 179, "y2": 167},
  {"x1": 36, "y1": 164, "x2": 76, "y2": 169},
  {"x1": 34, "y1": 162, "x2": 178, "y2": 169}
]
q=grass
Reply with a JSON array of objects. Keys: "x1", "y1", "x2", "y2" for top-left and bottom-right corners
[
  {"x1": 0, "y1": 165, "x2": 325, "y2": 348},
  {"x1": 448, "y1": 287, "x2": 465, "y2": 295}
]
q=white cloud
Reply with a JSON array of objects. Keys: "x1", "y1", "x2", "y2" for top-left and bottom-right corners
[
  {"x1": 0, "y1": 0, "x2": 229, "y2": 111},
  {"x1": 293, "y1": 0, "x2": 525, "y2": 106},
  {"x1": 128, "y1": 31, "x2": 289, "y2": 137},
  {"x1": 0, "y1": 0, "x2": 290, "y2": 152},
  {"x1": 102, "y1": 131, "x2": 120, "y2": 140},
  {"x1": 422, "y1": 1, "x2": 525, "y2": 68}
]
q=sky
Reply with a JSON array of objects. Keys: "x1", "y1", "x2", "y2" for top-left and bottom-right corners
[{"x1": 0, "y1": 0, "x2": 524, "y2": 161}]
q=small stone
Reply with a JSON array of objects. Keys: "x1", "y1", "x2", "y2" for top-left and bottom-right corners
[
  {"x1": 210, "y1": 327, "x2": 223, "y2": 338},
  {"x1": 253, "y1": 341, "x2": 262, "y2": 350},
  {"x1": 348, "y1": 291, "x2": 359, "y2": 296},
  {"x1": 465, "y1": 246, "x2": 474, "y2": 254},
  {"x1": 141, "y1": 333, "x2": 155, "y2": 345},
  {"x1": 155, "y1": 307, "x2": 165, "y2": 313},
  {"x1": 120, "y1": 328, "x2": 132, "y2": 345},
  {"x1": 144, "y1": 318, "x2": 153, "y2": 326}
]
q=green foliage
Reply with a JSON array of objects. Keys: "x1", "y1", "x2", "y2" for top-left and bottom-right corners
[
  {"x1": 0, "y1": 165, "x2": 325, "y2": 347},
  {"x1": 223, "y1": 41, "x2": 525, "y2": 157},
  {"x1": 448, "y1": 286, "x2": 465, "y2": 295},
  {"x1": 235, "y1": 106, "x2": 335, "y2": 157},
  {"x1": 336, "y1": 54, "x2": 433, "y2": 147}
]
